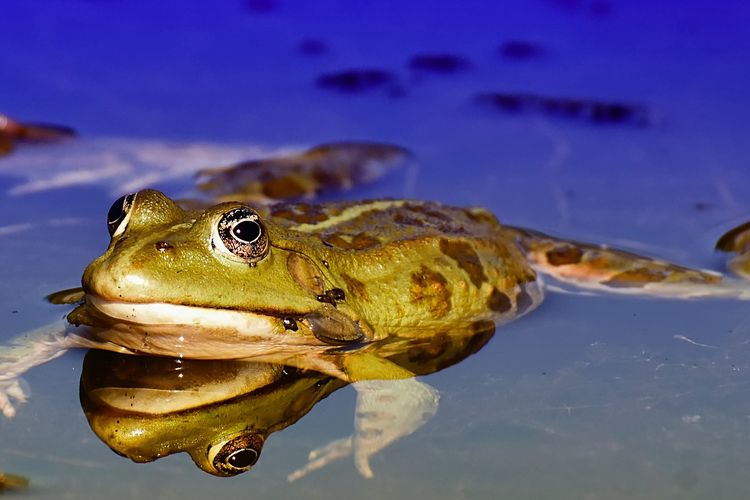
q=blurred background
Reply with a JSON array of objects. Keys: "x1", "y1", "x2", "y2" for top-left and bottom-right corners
[{"x1": 1, "y1": 1, "x2": 750, "y2": 498}]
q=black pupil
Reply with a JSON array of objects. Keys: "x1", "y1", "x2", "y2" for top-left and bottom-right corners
[
  {"x1": 232, "y1": 220, "x2": 261, "y2": 243},
  {"x1": 228, "y1": 449, "x2": 257, "y2": 469}
]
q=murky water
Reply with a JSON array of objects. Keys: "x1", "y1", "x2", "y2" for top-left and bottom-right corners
[{"x1": 2, "y1": 1, "x2": 750, "y2": 498}]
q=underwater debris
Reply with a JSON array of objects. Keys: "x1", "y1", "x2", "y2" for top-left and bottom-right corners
[
  {"x1": 475, "y1": 92, "x2": 652, "y2": 126},
  {"x1": 316, "y1": 69, "x2": 399, "y2": 95},
  {"x1": 0, "y1": 114, "x2": 76, "y2": 157},
  {"x1": 244, "y1": 0, "x2": 278, "y2": 13},
  {"x1": 297, "y1": 38, "x2": 328, "y2": 56},
  {"x1": 407, "y1": 53, "x2": 471, "y2": 74},
  {"x1": 498, "y1": 40, "x2": 545, "y2": 60}
]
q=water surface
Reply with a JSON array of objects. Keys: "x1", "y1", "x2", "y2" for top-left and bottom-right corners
[{"x1": 1, "y1": 1, "x2": 750, "y2": 498}]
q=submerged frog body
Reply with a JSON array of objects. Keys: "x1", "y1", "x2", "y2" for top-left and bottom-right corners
[{"x1": 1, "y1": 142, "x2": 749, "y2": 477}]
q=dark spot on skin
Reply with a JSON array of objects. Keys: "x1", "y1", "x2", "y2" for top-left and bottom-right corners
[
  {"x1": 322, "y1": 260, "x2": 330, "y2": 268},
  {"x1": 604, "y1": 268, "x2": 667, "y2": 288},
  {"x1": 449, "y1": 322, "x2": 496, "y2": 364},
  {"x1": 406, "y1": 331, "x2": 450, "y2": 364},
  {"x1": 155, "y1": 241, "x2": 173, "y2": 252},
  {"x1": 498, "y1": 40, "x2": 544, "y2": 60},
  {"x1": 283, "y1": 318, "x2": 298, "y2": 331},
  {"x1": 439, "y1": 239, "x2": 487, "y2": 288},
  {"x1": 297, "y1": 38, "x2": 328, "y2": 56},
  {"x1": 545, "y1": 245, "x2": 584, "y2": 266},
  {"x1": 408, "y1": 53, "x2": 471, "y2": 74},
  {"x1": 316, "y1": 69, "x2": 397, "y2": 94},
  {"x1": 410, "y1": 265, "x2": 452, "y2": 318},
  {"x1": 323, "y1": 232, "x2": 380, "y2": 250},
  {"x1": 515, "y1": 284, "x2": 537, "y2": 316},
  {"x1": 271, "y1": 203, "x2": 329, "y2": 224},
  {"x1": 391, "y1": 203, "x2": 467, "y2": 233},
  {"x1": 341, "y1": 273, "x2": 370, "y2": 302},
  {"x1": 487, "y1": 288, "x2": 512, "y2": 313}
]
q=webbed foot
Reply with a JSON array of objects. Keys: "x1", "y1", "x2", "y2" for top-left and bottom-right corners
[
  {"x1": 0, "y1": 378, "x2": 29, "y2": 418},
  {"x1": 288, "y1": 378, "x2": 438, "y2": 481}
]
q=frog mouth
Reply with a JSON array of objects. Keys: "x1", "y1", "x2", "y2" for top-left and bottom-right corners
[{"x1": 86, "y1": 295, "x2": 278, "y2": 335}]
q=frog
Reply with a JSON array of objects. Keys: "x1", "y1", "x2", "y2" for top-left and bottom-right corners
[
  {"x1": 0, "y1": 113, "x2": 76, "y2": 157},
  {"x1": 0, "y1": 141, "x2": 748, "y2": 466}
]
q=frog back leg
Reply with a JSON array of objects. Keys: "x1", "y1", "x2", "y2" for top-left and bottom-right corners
[
  {"x1": 505, "y1": 225, "x2": 742, "y2": 299},
  {"x1": 715, "y1": 221, "x2": 750, "y2": 279},
  {"x1": 195, "y1": 142, "x2": 413, "y2": 204}
]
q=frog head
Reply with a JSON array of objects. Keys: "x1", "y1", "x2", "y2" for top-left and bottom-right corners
[{"x1": 79, "y1": 190, "x2": 368, "y2": 348}]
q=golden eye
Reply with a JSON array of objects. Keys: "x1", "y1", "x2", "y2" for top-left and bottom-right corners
[
  {"x1": 107, "y1": 193, "x2": 136, "y2": 237},
  {"x1": 208, "y1": 433, "x2": 263, "y2": 476},
  {"x1": 213, "y1": 206, "x2": 270, "y2": 264}
]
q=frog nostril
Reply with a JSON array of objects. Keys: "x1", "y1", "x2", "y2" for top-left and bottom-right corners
[{"x1": 155, "y1": 241, "x2": 174, "y2": 252}]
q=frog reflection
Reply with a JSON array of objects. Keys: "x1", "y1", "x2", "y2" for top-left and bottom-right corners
[{"x1": 79, "y1": 324, "x2": 494, "y2": 479}]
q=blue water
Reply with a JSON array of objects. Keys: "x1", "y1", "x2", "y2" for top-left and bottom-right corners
[{"x1": 2, "y1": 1, "x2": 750, "y2": 498}]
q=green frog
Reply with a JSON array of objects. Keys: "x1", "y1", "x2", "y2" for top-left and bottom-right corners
[{"x1": 0, "y1": 142, "x2": 746, "y2": 426}]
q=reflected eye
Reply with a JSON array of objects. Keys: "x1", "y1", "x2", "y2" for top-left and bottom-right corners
[
  {"x1": 213, "y1": 207, "x2": 269, "y2": 263},
  {"x1": 208, "y1": 433, "x2": 263, "y2": 476},
  {"x1": 107, "y1": 193, "x2": 136, "y2": 237}
]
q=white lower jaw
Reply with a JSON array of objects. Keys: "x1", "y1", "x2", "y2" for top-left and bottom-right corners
[{"x1": 86, "y1": 295, "x2": 277, "y2": 335}]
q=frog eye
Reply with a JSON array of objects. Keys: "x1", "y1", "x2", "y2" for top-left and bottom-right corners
[
  {"x1": 107, "y1": 193, "x2": 137, "y2": 237},
  {"x1": 208, "y1": 433, "x2": 263, "y2": 476},
  {"x1": 213, "y1": 206, "x2": 269, "y2": 263}
]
